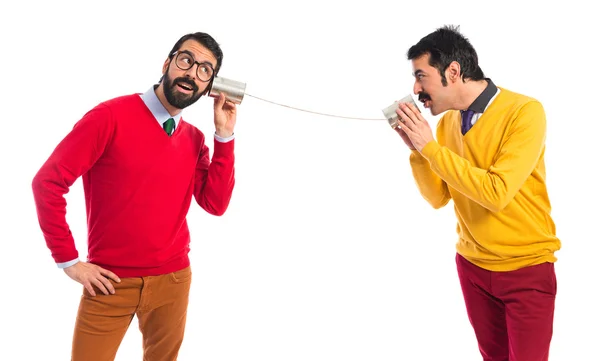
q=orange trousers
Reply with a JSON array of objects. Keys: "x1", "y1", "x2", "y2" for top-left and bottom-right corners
[{"x1": 71, "y1": 266, "x2": 192, "y2": 361}]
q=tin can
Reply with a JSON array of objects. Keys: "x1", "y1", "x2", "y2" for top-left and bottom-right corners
[
  {"x1": 209, "y1": 76, "x2": 246, "y2": 104},
  {"x1": 382, "y1": 94, "x2": 419, "y2": 129}
]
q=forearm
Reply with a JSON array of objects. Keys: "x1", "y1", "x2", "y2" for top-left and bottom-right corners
[
  {"x1": 194, "y1": 138, "x2": 236, "y2": 216},
  {"x1": 421, "y1": 142, "x2": 508, "y2": 211},
  {"x1": 32, "y1": 165, "x2": 79, "y2": 263},
  {"x1": 409, "y1": 150, "x2": 451, "y2": 209},
  {"x1": 420, "y1": 133, "x2": 543, "y2": 212}
]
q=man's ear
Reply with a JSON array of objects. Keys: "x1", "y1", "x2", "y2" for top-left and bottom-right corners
[
  {"x1": 446, "y1": 61, "x2": 461, "y2": 83},
  {"x1": 162, "y1": 58, "x2": 170, "y2": 76}
]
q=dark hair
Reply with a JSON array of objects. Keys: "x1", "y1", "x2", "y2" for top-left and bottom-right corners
[
  {"x1": 407, "y1": 25, "x2": 484, "y2": 85},
  {"x1": 167, "y1": 32, "x2": 223, "y2": 74},
  {"x1": 159, "y1": 32, "x2": 224, "y2": 84}
]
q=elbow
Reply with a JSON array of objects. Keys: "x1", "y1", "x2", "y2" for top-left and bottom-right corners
[
  {"x1": 31, "y1": 175, "x2": 39, "y2": 192},
  {"x1": 31, "y1": 161, "x2": 57, "y2": 194},
  {"x1": 481, "y1": 174, "x2": 519, "y2": 212},
  {"x1": 482, "y1": 184, "x2": 512, "y2": 212},
  {"x1": 429, "y1": 200, "x2": 449, "y2": 210},
  {"x1": 198, "y1": 197, "x2": 231, "y2": 217},
  {"x1": 486, "y1": 199, "x2": 510, "y2": 213},
  {"x1": 481, "y1": 191, "x2": 511, "y2": 212},
  {"x1": 485, "y1": 204, "x2": 502, "y2": 213},
  {"x1": 198, "y1": 202, "x2": 227, "y2": 216},
  {"x1": 31, "y1": 169, "x2": 45, "y2": 196},
  {"x1": 431, "y1": 202, "x2": 446, "y2": 210},
  {"x1": 210, "y1": 208, "x2": 227, "y2": 217},
  {"x1": 421, "y1": 188, "x2": 451, "y2": 210},
  {"x1": 426, "y1": 195, "x2": 450, "y2": 210}
]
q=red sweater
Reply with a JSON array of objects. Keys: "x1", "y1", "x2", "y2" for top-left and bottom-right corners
[{"x1": 32, "y1": 94, "x2": 235, "y2": 277}]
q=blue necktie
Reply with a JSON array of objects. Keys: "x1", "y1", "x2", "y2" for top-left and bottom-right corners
[{"x1": 460, "y1": 109, "x2": 475, "y2": 135}]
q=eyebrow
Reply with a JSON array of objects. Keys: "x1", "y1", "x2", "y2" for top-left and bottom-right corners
[
  {"x1": 412, "y1": 69, "x2": 425, "y2": 77},
  {"x1": 177, "y1": 49, "x2": 216, "y2": 67},
  {"x1": 178, "y1": 49, "x2": 194, "y2": 57}
]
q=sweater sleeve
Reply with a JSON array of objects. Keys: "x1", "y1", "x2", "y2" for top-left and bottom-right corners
[
  {"x1": 32, "y1": 104, "x2": 115, "y2": 263},
  {"x1": 193, "y1": 138, "x2": 235, "y2": 216},
  {"x1": 420, "y1": 101, "x2": 546, "y2": 213},
  {"x1": 409, "y1": 118, "x2": 452, "y2": 209}
]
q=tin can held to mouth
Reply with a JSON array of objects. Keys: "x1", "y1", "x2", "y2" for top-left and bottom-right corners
[
  {"x1": 208, "y1": 76, "x2": 246, "y2": 104},
  {"x1": 382, "y1": 94, "x2": 420, "y2": 129}
]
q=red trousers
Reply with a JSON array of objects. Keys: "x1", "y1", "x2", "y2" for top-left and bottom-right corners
[{"x1": 456, "y1": 254, "x2": 557, "y2": 361}]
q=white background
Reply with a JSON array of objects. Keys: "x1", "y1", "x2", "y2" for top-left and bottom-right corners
[{"x1": 1, "y1": 1, "x2": 598, "y2": 360}]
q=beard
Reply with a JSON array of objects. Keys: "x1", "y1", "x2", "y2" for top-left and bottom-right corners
[{"x1": 162, "y1": 72, "x2": 204, "y2": 109}]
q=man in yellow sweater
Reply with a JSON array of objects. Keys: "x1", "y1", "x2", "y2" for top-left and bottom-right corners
[{"x1": 394, "y1": 25, "x2": 561, "y2": 361}]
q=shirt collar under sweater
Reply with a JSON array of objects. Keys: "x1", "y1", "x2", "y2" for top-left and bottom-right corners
[{"x1": 140, "y1": 85, "x2": 183, "y2": 131}]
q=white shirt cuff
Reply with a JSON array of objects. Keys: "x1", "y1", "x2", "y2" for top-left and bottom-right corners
[
  {"x1": 214, "y1": 132, "x2": 235, "y2": 143},
  {"x1": 57, "y1": 258, "x2": 80, "y2": 269}
]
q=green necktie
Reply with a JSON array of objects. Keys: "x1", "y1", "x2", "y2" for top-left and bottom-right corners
[{"x1": 163, "y1": 118, "x2": 175, "y2": 136}]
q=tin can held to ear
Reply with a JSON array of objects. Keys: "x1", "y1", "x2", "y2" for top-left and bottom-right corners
[
  {"x1": 208, "y1": 76, "x2": 246, "y2": 104},
  {"x1": 382, "y1": 94, "x2": 420, "y2": 129}
]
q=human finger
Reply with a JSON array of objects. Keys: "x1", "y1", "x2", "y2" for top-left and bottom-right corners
[{"x1": 91, "y1": 277, "x2": 111, "y2": 296}]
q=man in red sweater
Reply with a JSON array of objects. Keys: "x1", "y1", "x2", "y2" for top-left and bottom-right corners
[{"x1": 32, "y1": 32, "x2": 236, "y2": 361}]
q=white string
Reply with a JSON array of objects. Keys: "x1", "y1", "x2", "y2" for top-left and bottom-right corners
[{"x1": 245, "y1": 93, "x2": 387, "y2": 121}]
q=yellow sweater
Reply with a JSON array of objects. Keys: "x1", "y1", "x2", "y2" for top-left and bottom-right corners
[{"x1": 410, "y1": 87, "x2": 561, "y2": 271}]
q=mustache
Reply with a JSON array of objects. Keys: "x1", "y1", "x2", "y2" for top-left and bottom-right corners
[
  {"x1": 173, "y1": 77, "x2": 198, "y2": 92},
  {"x1": 418, "y1": 92, "x2": 431, "y2": 102}
]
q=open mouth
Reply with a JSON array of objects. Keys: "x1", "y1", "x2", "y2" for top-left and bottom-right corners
[
  {"x1": 177, "y1": 83, "x2": 193, "y2": 92},
  {"x1": 175, "y1": 81, "x2": 196, "y2": 93},
  {"x1": 418, "y1": 93, "x2": 432, "y2": 108}
]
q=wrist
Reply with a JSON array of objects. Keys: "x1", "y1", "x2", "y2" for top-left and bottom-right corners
[
  {"x1": 215, "y1": 128, "x2": 233, "y2": 138},
  {"x1": 57, "y1": 258, "x2": 80, "y2": 269}
]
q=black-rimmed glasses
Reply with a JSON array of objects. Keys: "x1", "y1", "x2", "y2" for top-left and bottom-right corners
[{"x1": 171, "y1": 51, "x2": 215, "y2": 82}]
